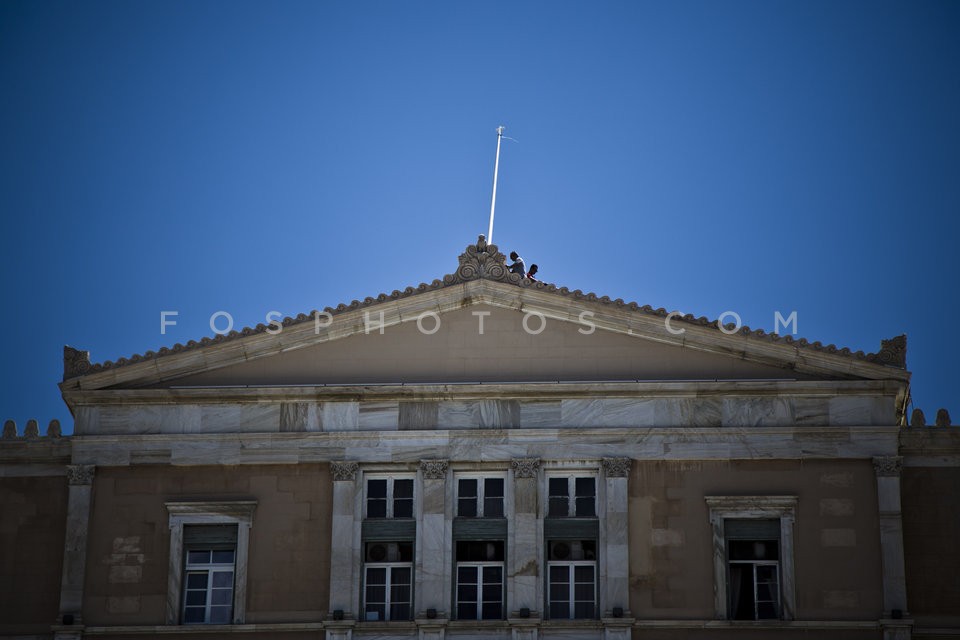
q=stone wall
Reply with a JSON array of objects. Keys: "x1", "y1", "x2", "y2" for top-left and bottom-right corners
[
  {"x1": 0, "y1": 474, "x2": 69, "y2": 635},
  {"x1": 628, "y1": 459, "x2": 883, "y2": 620},
  {"x1": 83, "y1": 464, "x2": 332, "y2": 625}
]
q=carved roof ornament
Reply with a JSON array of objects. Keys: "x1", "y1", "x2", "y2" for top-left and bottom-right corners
[
  {"x1": 936, "y1": 408, "x2": 952, "y2": 427},
  {"x1": 872, "y1": 456, "x2": 902, "y2": 477},
  {"x1": 910, "y1": 409, "x2": 926, "y2": 427},
  {"x1": 511, "y1": 457, "x2": 541, "y2": 479},
  {"x1": 420, "y1": 459, "x2": 449, "y2": 480},
  {"x1": 2, "y1": 420, "x2": 16, "y2": 439},
  {"x1": 866, "y1": 334, "x2": 907, "y2": 369},
  {"x1": 47, "y1": 419, "x2": 62, "y2": 438},
  {"x1": 602, "y1": 457, "x2": 632, "y2": 478},
  {"x1": 67, "y1": 464, "x2": 95, "y2": 485},
  {"x1": 62, "y1": 239, "x2": 911, "y2": 378},
  {"x1": 443, "y1": 236, "x2": 523, "y2": 285},
  {"x1": 330, "y1": 461, "x2": 359, "y2": 482},
  {"x1": 63, "y1": 346, "x2": 92, "y2": 380}
]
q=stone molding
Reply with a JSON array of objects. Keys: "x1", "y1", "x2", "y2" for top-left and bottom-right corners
[
  {"x1": 602, "y1": 457, "x2": 631, "y2": 478},
  {"x1": 873, "y1": 456, "x2": 903, "y2": 477},
  {"x1": 705, "y1": 495, "x2": 798, "y2": 621},
  {"x1": 66, "y1": 464, "x2": 95, "y2": 485},
  {"x1": 330, "y1": 461, "x2": 359, "y2": 481},
  {"x1": 419, "y1": 459, "x2": 449, "y2": 480},
  {"x1": 511, "y1": 457, "x2": 541, "y2": 478}
]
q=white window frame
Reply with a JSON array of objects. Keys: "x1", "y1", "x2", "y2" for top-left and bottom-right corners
[
  {"x1": 165, "y1": 501, "x2": 256, "y2": 625},
  {"x1": 547, "y1": 560, "x2": 597, "y2": 620},
  {"x1": 455, "y1": 561, "x2": 505, "y2": 620},
  {"x1": 182, "y1": 546, "x2": 236, "y2": 624},
  {"x1": 363, "y1": 562, "x2": 413, "y2": 621},
  {"x1": 455, "y1": 473, "x2": 506, "y2": 518},
  {"x1": 546, "y1": 472, "x2": 597, "y2": 518},
  {"x1": 705, "y1": 496, "x2": 797, "y2": 621},
  {"x1": 728, "y1": 557, "x2": 780, "y2": 620},
  {"x1": 364, "y1": 475, "x2": 415, "y2": 519}
]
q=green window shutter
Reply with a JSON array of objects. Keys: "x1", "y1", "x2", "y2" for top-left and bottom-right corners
[
  {"x1": 544, "y1": 518, "x2": 599, "y2": 540},
  {"x1": 183, "y1": 524, "x2": 238, "y2": 546},
  {"x1": 453, "y1": 518, "x2": 507, "y2": 540},
  {"x1": 362, "y1": 519, "x2": 417, "y2": 541},
  {"x1": 724, "y1": 519, "x2": 780, "y2": 540}
]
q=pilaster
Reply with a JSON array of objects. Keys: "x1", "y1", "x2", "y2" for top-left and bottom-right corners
[
  {"x1": 57, "y1": 464, "x2": 95, "y2": 631},
  {"x1": 329, "y1": 462, "x2": 360, "y2": 617},
  {"x1": 873, "y1": 456, "x2": 912, "y2": 640},
  {"x1": 509, "y1": 458, "x2": 541, "y2": 616},
  {"x1": 601, "y1": 458, "x2": 631, "y2": 616},
  {"x1": 417, "y1": 459, "x2": 449, "y2": 617}
]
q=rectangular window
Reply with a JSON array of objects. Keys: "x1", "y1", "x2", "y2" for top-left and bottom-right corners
[
  {"x1": 548, "y1": 476, "x2": 595, "y2": 517},
  {"x1": 182, "y1": 525, "x2": 237, "y2": 624},
  {"x1": 457, "y1": 477, "x2": 505, "y2": 518},
  {"x1": 363, "y1": 542, "x2": 413, "y2": 621},
  {"x1": 366, "y1": 477, "x2": 414, "y2": 519},
  {"x1": 547, "y1": 540, "x2": 596, "y2": 619},
  {"x1": 727, "y1": 520, "x2": 781, "y2": 620},
  {"x1": 455, "y1": 541, "x2": 504, "y2": 620},
  {"x1": 165, "y1": 501, "x2": 255, "y2": 626}
]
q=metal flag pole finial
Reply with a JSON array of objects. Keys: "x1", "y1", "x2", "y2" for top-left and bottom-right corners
[{"x1": 487, "y1": 126, "x2": 505, "y2": 244}]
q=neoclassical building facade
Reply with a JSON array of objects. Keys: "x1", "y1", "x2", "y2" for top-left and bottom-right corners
[{"x1": 1, "y1": 239, "x2": 957, "y2": 640}]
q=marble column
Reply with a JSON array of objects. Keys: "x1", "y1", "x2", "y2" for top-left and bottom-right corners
[
  {"x1": 873, "y1": 456, "x2": 912, "y2": 640},
  {"x1": 57, "y1": 465, "x2": 95, "y2": 629},
  {"x1": 417, "y1": 459, "x2": 449, "y2": 619},
  {"x1": 601, "y1": 458, "x2": 631, "y2": 618},
  {"x1": 509, "y1": 458, "x2": 541, "y2": 617},
  {"x1": 329, "y1": 461, "x2": 360, "y2": 629}
]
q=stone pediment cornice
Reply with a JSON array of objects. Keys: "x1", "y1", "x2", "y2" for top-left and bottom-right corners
[{"x1": 60, "y1": 237, "x2": 910, "y2": 391}]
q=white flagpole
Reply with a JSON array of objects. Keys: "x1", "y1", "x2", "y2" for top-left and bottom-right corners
[{"x1": 487, "y1": 125, "x2": 505, "y2": 244}]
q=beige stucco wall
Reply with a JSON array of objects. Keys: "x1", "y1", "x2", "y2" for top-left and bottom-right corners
[
  {"x1": 83, "y1": 464, "x2": 332, "y2": 625},
  {"x1": 628, "y1": 459, "x2": 883, "y2": 621},
  {"x1": 0, "y1": 475, "x2": 68, "y2": 635},
  {"x1": 171, "y1": 305, "x2": 811, "y2": 387}
]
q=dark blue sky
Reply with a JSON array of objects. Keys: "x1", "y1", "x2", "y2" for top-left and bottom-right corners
[{"x1": 2, "y1": 1, "x2": 957, "y2": 433}]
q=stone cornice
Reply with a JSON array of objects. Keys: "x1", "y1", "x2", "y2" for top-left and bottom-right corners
[
  {"x1": 59, "y1": 239, "x2": 910, "y2": 393},
  {"x1": 61, "y1": 379, "x2": 907, "y2": 407},
  {"x1": 64, "y1": 426, "x2": 901, "y2": 467}
]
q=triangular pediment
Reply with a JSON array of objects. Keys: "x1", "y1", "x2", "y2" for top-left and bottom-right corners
[
  {"x1": 60, "y1": 239, "x2": 908, "y2": 394},
  {"x1": 166, "y1": 303, "x2": 817, "y2": 388}
]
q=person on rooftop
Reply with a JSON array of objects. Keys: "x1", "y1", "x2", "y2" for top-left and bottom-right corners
[
  {"x1": 507, "y1": 251, "x2": 526, "y2": 276},
  {"x1": 526, "y1": 264, "x2": 540, "y2": 282}
]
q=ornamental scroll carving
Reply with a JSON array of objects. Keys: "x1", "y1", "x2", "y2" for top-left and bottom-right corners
[
  {"x1": 866, "y1": 335, "x2": 907, "y2": 369},
  {"x1": 330, "y1": 461, "x2": 359, "y2": 482},
  {"x1": 67, "y1": 464, "x2": 95, "y2": 485},
  {"x1": 602, "y1": 457, "x2": 632, "y2": 478},
  {"x1": 63, "y1": 346, "x2": 93, "y2": 380},
  {"x1": 442, "y1": 236, "x2": 524, "y2": 286},
  {"x1": 419, "y1": 459, "x2": 449, "y2": 480},
  {"x1": 511, "y1": 457, "x2": 540, "y2": 479},
  {"x1": 873, "y1": 456, "x2": 902, "y2": 477}
]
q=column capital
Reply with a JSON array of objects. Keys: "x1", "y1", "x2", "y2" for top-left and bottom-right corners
[
  {"x1": 419, "y1": 459, "x2": 449, "y2": 480},
  {"x1": 330, "y1": 461, "x2": 359, "y2": 482},
  {"x1": 511, "y1": 457, "x2": 540, "y2": 479},
  {"x1": 602, "y1": 457, "x2": 631, "y2": 478},
  {"x1": 66, "y1": 464, "x2": 95, "y2": 486},
  {"x1": 873, "y1": 456, "x2": 903, "y2": 477}
]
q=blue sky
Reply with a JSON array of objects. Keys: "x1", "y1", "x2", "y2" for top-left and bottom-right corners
[{"x1": 1, "y1": 1, "x2": 957, "y2": 434}]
